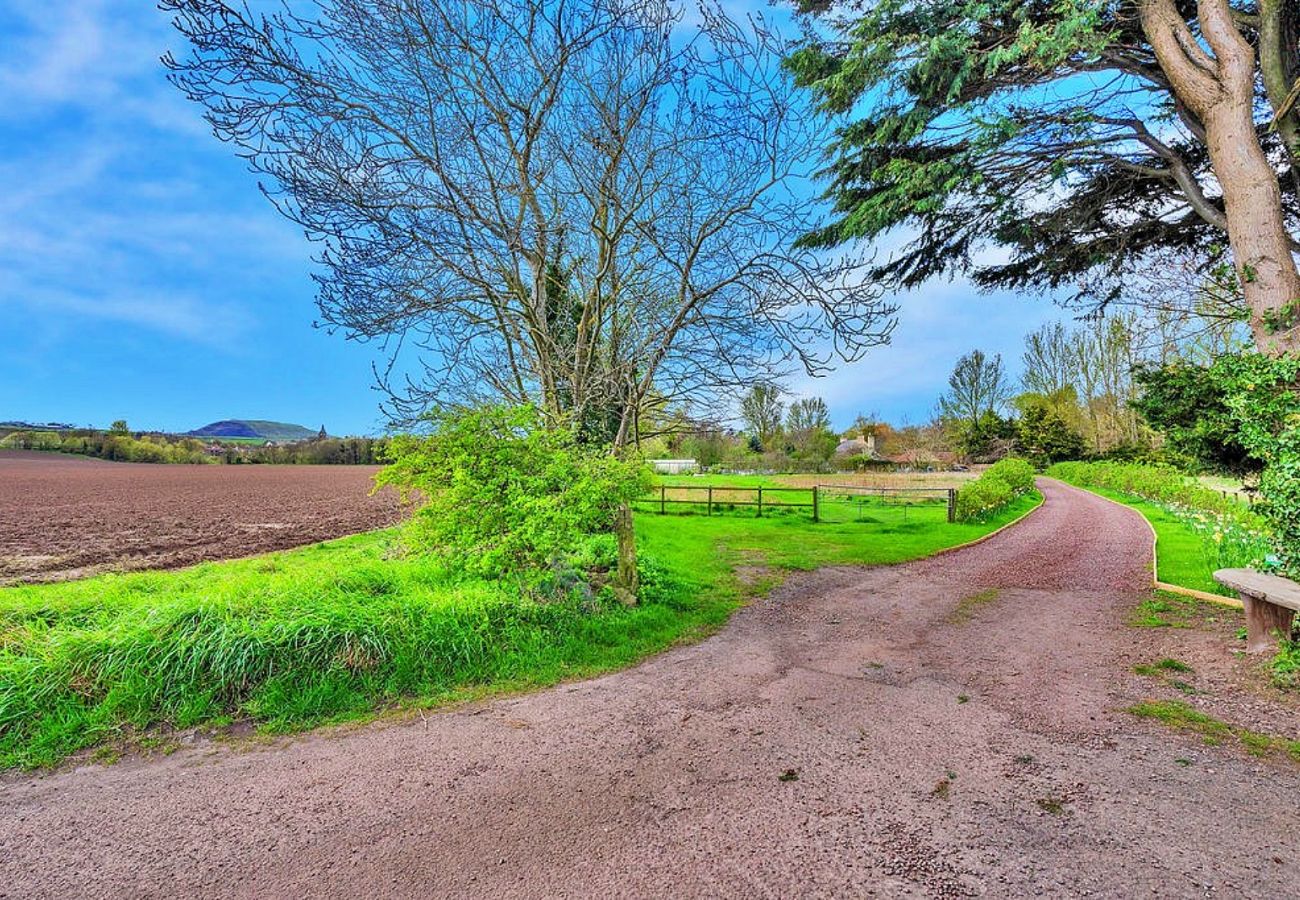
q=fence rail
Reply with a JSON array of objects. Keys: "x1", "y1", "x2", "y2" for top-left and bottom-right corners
[{"x1": 635, "y1": 483, "x2": 958, "y2": 523}]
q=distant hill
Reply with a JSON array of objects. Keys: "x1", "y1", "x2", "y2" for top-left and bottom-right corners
[{"x1": 188, "y1": 420, "x2": 321, "y2": 442}]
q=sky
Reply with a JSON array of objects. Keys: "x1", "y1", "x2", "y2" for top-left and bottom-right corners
[{"x1": 0, "y1": 0, "x2": 1061, "y2": 437}]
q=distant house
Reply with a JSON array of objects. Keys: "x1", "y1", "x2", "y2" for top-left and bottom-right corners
[
  {"x1": 835, "y1": 432, "x2": 878, "y2": 458},
  {"x1": 650, "y1": 458, "x2": 698, "y2": 475}
]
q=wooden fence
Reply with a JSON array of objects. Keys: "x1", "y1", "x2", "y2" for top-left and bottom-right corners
[{"x1": 636, "y1": 484, "x2": 957, "y2": 523}]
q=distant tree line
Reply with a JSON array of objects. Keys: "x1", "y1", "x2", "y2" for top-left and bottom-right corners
[
  {"x1": 232, "y1": 438, "x2": 387, "y2": 465},
  {"x1": 0, "y1": 423, "x2": 387, "y2": 465},
  {"x1": 639, "y1": 292, "x2": 1259, "y2": 475}
]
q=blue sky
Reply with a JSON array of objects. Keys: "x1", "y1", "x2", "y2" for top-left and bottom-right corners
[{"x1": 0, "y1": 1, "x2": 1060, "y2": 436}]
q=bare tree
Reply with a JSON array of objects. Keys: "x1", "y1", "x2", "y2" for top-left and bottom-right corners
[
  {"x1": 939, "y1": 350, "x2": 1010, "y2": 429},
  {"x1": 164, "y1": 0, "x2": 894, "y2": 595},
  {"x1": 1021, "y1": 323, "x2": 1077, "y2": 396},
  {"x1": 784, "y1": 396, "x2": 833, "y2": 460},
  {"x1": 739, "y1": 383, "x2": 785, "y2": 451},
  {"x1": 1094, "y1": 248, "x2": 1252, "y2": 365}
]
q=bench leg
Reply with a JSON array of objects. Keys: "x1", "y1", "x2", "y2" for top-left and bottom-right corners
[{"x1": 1241, "y1": 593, "x2": 1296, "y2": 653}]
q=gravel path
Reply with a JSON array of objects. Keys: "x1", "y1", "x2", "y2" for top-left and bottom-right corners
[{"x1": 3, "y1": 479, "x2": 1297, "y2": 898}]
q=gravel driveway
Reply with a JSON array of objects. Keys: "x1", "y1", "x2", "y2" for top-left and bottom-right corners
[{"x1": 3, "y1": 478, "x2": 1297, "y2": 898}]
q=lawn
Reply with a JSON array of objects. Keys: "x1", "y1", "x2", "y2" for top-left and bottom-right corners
[{"x1": 0, "y1": 491, "x2": 1039, "y2": 769}]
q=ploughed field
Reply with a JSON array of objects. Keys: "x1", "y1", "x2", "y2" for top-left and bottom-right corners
[{"x1": 0, "y1": 451, "x2": 403, "y2": 583}]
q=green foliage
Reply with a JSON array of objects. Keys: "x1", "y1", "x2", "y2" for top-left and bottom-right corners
[
  {"x1": 954, "y1": 474, "x2": 1012, "y2": 523},
  {"x1": 782, "y1": 1, "x2": 1274, "y2": 306},
  {"x1": 0, "y1": 429, "x2": 216, "y2": 464},
  {"x1": 1014, "y1": 401, "x2": 1085, "y2": 465},
  {"x1": 1132, "y1": 362, "x2": 1259, "y2": 475},
  {"x1": 1210, "y1": 353, "x2": 1300, "y2": 575},
  {"x1": 954, "y1": 411, "x2": 1015, "y2": 461},
  {"x1": 953, "y1": 457, "x2": 1038, "y2": 522},
  {"x1": 739, "y1": 384, "x2": 785, "y2": 451},
  {"x1": 984, "y1": 457, "x2": 1036, "y2": 494},
  {"x1": 1274, "y1": 637, "x2": 1300, "y2": 690},
  {"x1": 375, "y1": 406, "x2": 649, "y2": 581},
  {"x1": 0, "y1": 527, "x2": 720, "y2": 770},
  {"x1": 0, "y1": 430, "x2": 64, "y2": 452},
  {"x1": 1047, "y1": 461, "x2": 1253, "y2": 520}
]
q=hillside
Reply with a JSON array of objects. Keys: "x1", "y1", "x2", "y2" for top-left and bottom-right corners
[{"x1": 188, "y1": 420, "x2": 320, "y2": 442}]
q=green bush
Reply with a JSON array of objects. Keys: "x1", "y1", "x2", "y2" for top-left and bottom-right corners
[
  {"x1": 375, "y1": 405, "x2": 650, "y2": 583},
  {"x1": 954, "y1": 473, "x2": 1013, "y2": 522},
  {"x1": 985, "y1": 457, "x2": 1036, "y2": 494},
  {"x1": 1046, "y1": 460, "x2": 1258, "y2": 521},
  {"x1": 1211, "y1": 353, "x2": 1300, "y2": 577},
  {"x1": 952, "y1": 457, "x2": 1037, "y2": 523}
]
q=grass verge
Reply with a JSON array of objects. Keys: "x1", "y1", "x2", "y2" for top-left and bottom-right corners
[{"x1": 0, "y1": 491, "x2": 1040, "y2": 769}]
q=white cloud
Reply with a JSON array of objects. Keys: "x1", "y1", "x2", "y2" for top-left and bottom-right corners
[
  {"x1": 0, "y1": 0, "x2": 304, "y2": 349},
  {"x1": 4, "y1": 285, "x2": 252, "y2": 346}
]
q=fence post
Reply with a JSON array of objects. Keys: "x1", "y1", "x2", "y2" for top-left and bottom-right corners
[
  {"x1": 757, "y1": 487, "x2": 763, "y2": 518},
  {"x1": 812, "y1": 485, "x2": 819, "y2": 523},
  {"x1": 660, "y1": 484, "x2": 666, "y2": 515},
  {"x1": 947, "y1": 488, "x2": 956, "y2": 523},
  {"x1": 707, "y1": 486, "x2": 713, "y2": 517}
]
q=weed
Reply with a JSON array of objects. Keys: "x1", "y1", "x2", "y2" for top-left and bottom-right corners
[
  {"x1": 779, "y1": 768, "x2": 800, "y2": 782},
  {"x1": 1129, "y1": 700, "x2": 1300, "y2": 763},
  {"x1": 1130, "y1": 593, "x2": 1198, "y2": 629},
  {"x1": 947, "y1": 588, "x2": 1000, "y2": 624},
  {"x1": 1035, "y1": 796, "x2": 1065, "y2": 815}
]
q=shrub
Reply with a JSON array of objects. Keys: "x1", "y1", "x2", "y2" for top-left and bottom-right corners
[
  {"x1": 375, "y1": 405, "x2": 650, "y2": 583},
  {"x1": 1210, "y1": 353, "x2": 1300, "y2": 577},
  {"x1": 985, "y1": 457, "x2": 1035, "y2": 494},
  {"x1": 954, "y1": 473, "x2": 1013, "y2": 522}
]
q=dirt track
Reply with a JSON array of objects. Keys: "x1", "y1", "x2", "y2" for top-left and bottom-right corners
[
  {"x1": 0, "y1": 451, "x2": 402, "y2": 583},
  {"x1": 2, "y1": 479, "x2": 1297, "y2": 897}
]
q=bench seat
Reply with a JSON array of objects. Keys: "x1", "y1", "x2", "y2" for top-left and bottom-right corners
[{"x1": 1213, "y1": 568, "x2": 1300, "y2": 653}]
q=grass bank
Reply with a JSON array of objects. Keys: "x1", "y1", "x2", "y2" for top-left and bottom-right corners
[{"x1": 0, "y1": 492, "x2": 1039, "y2": 769}]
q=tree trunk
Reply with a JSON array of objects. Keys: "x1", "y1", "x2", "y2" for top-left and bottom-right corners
[
  {"x1": 1201, "y1": 97, "x2": 1300, "y2": 353},
  {"x1": 1141, "y1": 0, "x2": 1300, "y2": 354},
  {"x1": 612, "y1": 502, "x2": 638, "y2": 605}
]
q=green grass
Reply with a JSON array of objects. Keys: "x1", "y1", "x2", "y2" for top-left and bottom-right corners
[
  {"x1": 1134, "y1": 658, "x2": 1194, "y2": 676},
  {"x1": 1073, "y1": 486, "x2": 1235, "y2": 596},
  {"x1": 1129, "y1": 700, "x2": 1300, "y2": 762},
  {"x1": 0, "y1": 491, "x2": 1041, "y2": 769},
  {"x1": 946, "y1": 588, "x2": 1001, "y2": 624}
]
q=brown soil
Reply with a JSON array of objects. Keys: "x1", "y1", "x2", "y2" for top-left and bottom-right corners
[
  {"x1": 0, "y1": 450, "x2": 403, "y2": 583},
  {"x1": 1, "y1": 479, "x2": 1297, "y2": 897}
]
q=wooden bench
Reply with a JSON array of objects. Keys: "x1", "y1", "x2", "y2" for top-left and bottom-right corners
[{"x1": 1213, "y1": 568, "x2": 1300, "y2": 653}]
